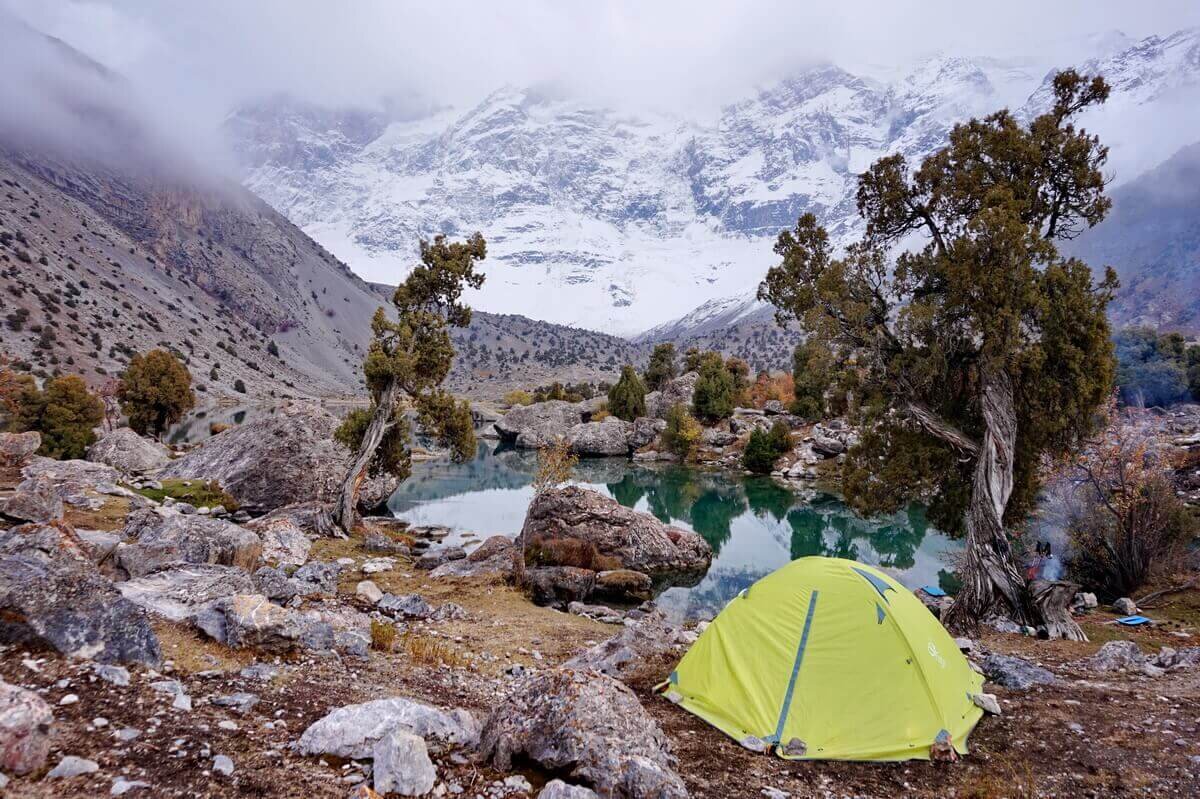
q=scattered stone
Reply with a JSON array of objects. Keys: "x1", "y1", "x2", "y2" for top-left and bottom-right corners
[
  {"x1": 981, "y1": 653, "x2": 1058, "y2": 689},
  {"x1": 292, "y1": 561, "x2": 342, "y2": 595},
  {"x1": 93, "y1": 664, "x2": 131, "y2": 686},
  {"x1": 211, "y1": 693, "x2": 260, "y2": 714},
  {"x1": 297, "y1": 696, "x2": 480, "y2": 760},
  {"x1": 1112, "y1": 597, "x2": 1138, "y2": 615},
  {"x1": 538, "y1": 780, "x2": 600, "y2": 799},
  {"x1": 1076, "y1": 640, "x2": 1146, "y2": 673},
  {"x1": 415, "y1": 546, "x2": 466, "y2": 571},
  {"x1": 954, "y1": 637, "x2": 976, "y2": 654},
  {"x1": 372, "y1": 729, "x2": 436, "y2": 796},
  {"x1": 430, "y1": 537, "x2": 513, "y2": 579},
  {"x1": 361, "y1": 557, "x2": 395, "y2": 574},
  {"x1": 356, "y1": 580, "x2": 384, "y2": 604},
  {"x1": 0, "y1": 679, "x2": 54, "y2": 776},
  {"x1": 213, "y1": 754, "x2": 234, "y2": 776},
  {"x1": 111, "y1": 776, "x2": 151, "y2": 795},
  {"x1": 116, "y1": 728, "x2": 141, "y2": 742},
  {"x1": 479, "y1": 668, "x2": 686, "y2": 799},
  {"x1": 59, "y1": 693, "x2": 79, "y2": 706},
  {"x1": 568, "y1": 601, "x2": 625, "y2": 624},
  {"x1": 47, "y1": 755, "x2": 99, "y2": 778},
  {"x1": 972, "y1": 693, "x2": 1002, "y2": 715}
]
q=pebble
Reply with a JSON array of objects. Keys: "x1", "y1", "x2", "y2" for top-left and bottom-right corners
[
  {"x1": 213, "y1": 755, "x2": 235, "y2": 776},
  {"x1": 218, "y1": 720, "x2": 238, "y2": 731},
  {"x1": 93, "y1": 717, "x2": 110, "y2": 728},
  {"x1": 60, "y1": 693, "x2": 80, "y2": 705},
  {"x1": 117, "y1": 727, "x2": 142, "y2": 742},
  {"x1": 111, "y1": 777, "x2": 151, "y2": 796},
  {"x1": 48, "y1": 755, "x2": 100, "y2": 778}
]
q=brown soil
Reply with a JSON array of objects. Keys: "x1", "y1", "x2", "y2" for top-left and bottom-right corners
[{"x1": 2, "y1": 522, "x2": 1198, "y2": 797}]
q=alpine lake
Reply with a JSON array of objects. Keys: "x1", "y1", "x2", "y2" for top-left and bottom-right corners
[{"x1": 390, "y1": 441, "x2": 964, "y2": 622}]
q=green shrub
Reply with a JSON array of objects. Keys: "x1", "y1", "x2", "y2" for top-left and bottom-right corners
[
  {"x1": 662, "y1": 403, "x2": 702, "y2": 460},
  {"x1": 742, "y1": 420, "x2": 793, "y2": 474},
  {"x1": 607, "y1": 365, "x2": 647, "y2": 421},
  {"x1": 117, "y1": 349, "x2": 196, "y2": 438},
  {"x1": 12, "y1": 374, "x2": 105, "y2": 459},
  {"x1": 692, "y1": 359, "x2": 736, "y2": 421},
  {"x1": 643, "y1": 343, "x2": 677, "y2": 390}
]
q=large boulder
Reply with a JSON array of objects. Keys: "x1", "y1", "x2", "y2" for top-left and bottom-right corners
[
  {"x1": 479, "y1": 668, "x2": 686, "y2": 799},
  {"x1": 114, "y1": 510, "x2": 262, "y2": 578},
  {"x1": 564, "y1": 611, "x2": 690, "y2": 681},
  {"x1": 429, "y1": 535, "x2": 514, "y2": 579},
  {"x1": 117, "y1": 564, "x2": 255, "y2": 622},
  {"x1": 520, "y1": 487, "x2": 711, "y2": 581},
  {"x1": 495, "y1": 401, "x2": 583, "y2": 447},
  {"x1": 298, "y1": 696, "x2": 480, "y2": 759},
  {"x1": 1, "y1": 474, "x2": 63, "y2": 524},
  {"x1": 245, "y1": 515, "x2": 312, "y2": 567},
  {"x1": 0, "y1": 431, "x2": 41, "y2": 470},
  {"x1": 1074, "y1": 640, "x2": 1147, "y2": 673},
  {"x1": 0, "y1": 523, "x2": 161, "y2": 665},
  {"x1": 156, "y1": 403, "x2": 396, "y2": 514},
  {"x1": 18, "y1": 458, "x2": 121, "y2": 509},
  {"x1": 629, "y1": 417, "x2": 666, "y2": 450},
  {"x1": 567, "y1": 418, "x2": 634, "y2": 457},
  {"x1": 0, "y1": 679, "x2": 53, "y2": 777},
  {"x1": 645, "y1": 372, "x2": 698, "y2": 420},
  {"x1": 206, "y1": 593, "x2": 325, "y2": 653},
  {"x1": 87, "y1": 428, "x2": 171, "y2": 474}
]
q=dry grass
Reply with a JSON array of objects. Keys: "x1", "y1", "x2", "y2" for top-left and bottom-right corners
[
  {"x1": 152, "y1": 621, "x2": 257, "y2": 675},
  {"x1": 401, "y1": 631, "x2": 469, "y2": 668},
  {"x1": 370, "y1": 620, "x2": 397, "y2": 652},
  {"x1": 64, "y1": 495, "x2": 131, "y2": 531}
]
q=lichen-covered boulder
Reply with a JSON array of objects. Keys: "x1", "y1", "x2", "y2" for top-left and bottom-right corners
[
  {"x1": 0, "y1": 431, "x2": 41, "y2": 470},
  {"x1": 0, "y1": 523, "x2": 161, "y2": 665},
  {"x1": 87, "y1": 428, "x2": 171, "y2": 474},
  {"x1": 495, "y1": 401, "x2": 583, "y2": 447},
  {"x1": 157, "y1": 403, "x2": 395, "y2": 514},
  {"x1": 566, "y1": 417, "x2": 634, "y2": 457},
  {"x1": 0, "y1": 679, "x2": 53, "y2": 776},
  {"x1": 1, "y1": 474, "x2": 63, "y2": 523},
  {"x1": 297, "y1": 696, "x2": 480, "y2": 759},
  {"x1": 114, "y1": 509, "x2": 261, "y2": 578},
  {"x1": 645, "y1": 372, "x2": 698, "y2": 420},
  {"x1": 245, "y1": 515, "x2": 311, "y2": 567},
  {"x1": 520, "y1": 486, "x2": 711, "y2": 581},
  {"x1": 117, "y1": 564, "x2": 255, "y2": 622},
  {"x1": 479, "y1": 668, "x2": 686, "y2": 799}
]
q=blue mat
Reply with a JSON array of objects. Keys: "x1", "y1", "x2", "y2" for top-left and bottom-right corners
[
  {"x1": 1115, "y1": 615, "x2": 1151, "y2": 626},
  {"x1": 920, "y1": 585, "x2": 947, "y2": 597}
]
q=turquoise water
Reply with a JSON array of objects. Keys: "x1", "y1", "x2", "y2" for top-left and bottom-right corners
[{"x1": 388, "y1": 442, "x2": 963, "y2": 620}]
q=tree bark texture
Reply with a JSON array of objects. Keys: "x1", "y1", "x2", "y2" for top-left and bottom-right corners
[{"x1": 333, "y1": 378, "x2": 400, "y2": 534}]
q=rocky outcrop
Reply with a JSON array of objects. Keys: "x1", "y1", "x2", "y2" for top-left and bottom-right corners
[
  {"x1": 479, "y1": 668, "x2": 686, "y2": 799},
  {"x1": 0, "y1": 523, "x2": 161, "y2": 666},
  {"x1": 0, "y1": 431, "x2": 41, "y2": 470},
  {"x1": 430, "y1": 535, "x2": 514, "y2": 579},
  {"x1": 157, "y1": 403, "x2": 396, "y2": 514},
  {"x1": 18, "y1": 458, "x2": 121, "y2": 509},
  {"x1": 297, "y1": 696, "x2": 480, "y2": 759},
  {"x1": 0, "y1": 680, "x2": 53, "y2": 777},
  {"x1": 1, "y1": 474, "x2": 63, "y2": 524},
  {"x1": 117, "y1": 564, "x2": 255, "y2": 622},
  {"x1": 564, "y1": 611, "x2": 691, "y2": 681},
  {"x1": 567, "y1": 417, "x2": 634, "y2": 457},
  {"x1": 629, "y1": 417, "x2": 666, "y2": 450},
  {"x1": 520, "y1": 487, "x2": 711, "y2": 581},
  {"x1": 114, "y1": 510, "x2": 262, "y2": 578},
  {"x1": 645, "y1": 372, "x2": 698, "y2": 420},
  {"x1": 495, "y1": 401, "x2": 583, "y2": 446},
  {"x1": 87, "y1": 428, "x2": 171, "y2": 474}
]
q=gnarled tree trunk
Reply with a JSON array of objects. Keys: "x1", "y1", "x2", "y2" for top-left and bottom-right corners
[
  {"x1": 942, "y1": 371, "x2": 1086, "y2": 640},
  {"x1": 332, "y1": 378, "x2": 400, "y2": 534}
]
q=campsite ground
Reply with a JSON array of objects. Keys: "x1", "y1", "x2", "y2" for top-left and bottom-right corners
[{"x1": 5, "y1": 516, "x2": 1198, "y2": 799}]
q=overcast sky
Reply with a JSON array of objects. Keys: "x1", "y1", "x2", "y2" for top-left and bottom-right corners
[{"x1": 7, "y1": 0, "x2": 1200, "y2": 125}]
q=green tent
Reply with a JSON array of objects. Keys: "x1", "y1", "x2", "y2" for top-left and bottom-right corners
[{"x1": 660, "y1": 557, "x2": 984, "y2": 761}]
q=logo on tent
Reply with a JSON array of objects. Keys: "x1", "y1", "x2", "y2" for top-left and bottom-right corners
[{"x1": 927, "y1": 641, "x2": 946, "y2": 669}]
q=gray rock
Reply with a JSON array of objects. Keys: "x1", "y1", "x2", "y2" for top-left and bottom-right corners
[
  {"x1": 520, "y1": 486, "x2": 711, "y2": 580},
  {"x1": 0, "y1": 523, "x2": 161, "y2": 666},
  {"x1": 372, "y1": 729, "x2": 437, "y2": 797},
  {"x1": 565, "y1": 611, "x2": 690, "y2": 680},
  {"x1": 539, "y1": 780, "x2": 600, "y2": 799},
  {"x1": 430, "y1": 536, "x2": 513, "y2": 579},
  {"x1": 297, "y1": 696, "x2": 479, "y2": 760},
  {"x1": 212, "y1": 754, "x2": 234, "y2": 776},
  {"x1": 245, "y1": 515, "x2": 312, "y2": 567},
  {"x1": 88, "y1": 428, "x2": 171, "y2": 474},
  {"x1": 701, "y1": 428, "x2": 738, "y2": 448},
  {"x1": 252, "y1": 566, "x2": 298, "y2": 602},
  {"x1": 762, "y1": 400, "x2": 786, "y2": 415},
  {"x1": 1, "y1": 474, "x2": 64, "y2": 523},
  {"x1": 495, "y1": 401, "x2": 583, "y2": 446},
  {"x1": 364, "y1": 532, "x2": 407, "y2": 554},
  {"x1": 0, "y1": 431, "x2": 41, "y2": 469},
  {"x1": 292, "y1": 561, "x2": 342, "y2": 595},
  {"x1": 76, "y1": 529, "x2": 123, "y2": 564},
  {"x1": 1112, "y1": 597, "x2": 1137, "y2": 615},
  {"x1": 93, "y1": 664, "x2": 131, "y2": 687},
  {"x1": 211, "y1": 692, "x2": 260, "y2": 714},
  {"x1": 415, "y1": 546, "x2": 466, "y2": 571},
  {"x1": 981, "y1": 653, "x2": 1058, "y2": 689},
  {"x1": 527, "y1": 566, "x2": 597, "y2": 608},
  {"x1": 118, "y1": 564, "x2": 255, "y2": 622},
  {"x1": 0, "y1": 679, "x2": 54, "y2": 776},
  {"x1": 47, "y1": 754, "x2": 99, "y2": 778},
  {"x1": 356, "y1": 580, "x2": 383, "y2": 604},
  {"x1": 1076, "y1": 640, "x2": 1146, "y2": 672},
  {"x1": 629, "y1": 417, "x2": 666, "y2": 450},
  {"x1": 378, "y1": 593, "x2": 436, "y2": 620},
  {"x1": 210, "y1": 594, "x2": 331, "y2": 653},
  {"x1": 20, "y1": 457, "x2": 121, "y2": 507},
  {"x1": 480, "y1": 668, "x2": 686, "y2": 799},
  {"x1": 971, "y1": 693, "x2": 1002, "y2": 715},
  {"x1": 158, "y1": 403, "x2": 394, "y2": 514},
  {"x1": 111, "y1": 776, "x2": 151, "y2": 795},
  {"x1": 568, "y1": 601, "x2": 626, "y2": 624},
  {"x1": 567, "y1": 417, "x2": 634, "y2": 457},
  {"x1": 114, "y1": 510, "x2": 261, "y2": 578},
  {"x1": 593, "y1": 569, "x2": 654, "y2": 603},
  {"x1": 645, "y1": 372, "x2": 698, "y2": 420}
]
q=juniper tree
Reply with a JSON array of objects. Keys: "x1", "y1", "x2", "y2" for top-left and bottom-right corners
[
  {"x1": 607, "y1": 365, "x2": 647, "y2": 421},
  {"x1": 759, "y1": 71, "x2": 1117, "y2": 638},
  {"x1": 332, "y1": 234, "x2": 486, "y2": 533},
  {"x1": 13, "y1": 374, "x2": 105, "y2": 459},
  {"x1": 118, "y1": 349, "x2": 196, "y2": 438},
  {"x1": 644, "y1": 343, "x2": 677, "y2": 390}
]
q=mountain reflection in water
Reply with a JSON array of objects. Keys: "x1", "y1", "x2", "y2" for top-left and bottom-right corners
[{"x1": 389, "y1": 442, "x2": 962, "y2": 621}]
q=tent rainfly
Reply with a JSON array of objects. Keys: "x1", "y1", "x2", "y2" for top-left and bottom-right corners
[{"x1": 659, "y1": 557, "x2": 984, "y2": 761}]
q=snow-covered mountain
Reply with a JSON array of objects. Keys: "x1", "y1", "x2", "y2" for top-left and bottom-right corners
[{"x1": 225, "y1": 28, "x2": 1200, "y2": 338}]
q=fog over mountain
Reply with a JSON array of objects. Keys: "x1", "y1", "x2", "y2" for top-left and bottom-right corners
[{"x1": 6, "y1": 1, "x2": 1200, "y2": 342}]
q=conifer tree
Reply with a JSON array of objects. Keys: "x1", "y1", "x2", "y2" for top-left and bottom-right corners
[
  {"x1": 332, "y1": 234, "x2": 486, "y2": 533},
  {"x1": 607, "y1": 365, "x2": 647, "y2": 421},
  {"x1": 760, "y1": 71, "x2": 1117, "y2": 638},
  {"x1": 643, "y1": 343, "x2": 677, "y2": 391},
  {"x1": 13, "y1": 375, "x2": 104, "y2": 459},
  {"x1": 118, "y1": 349, "x2": 196, "y2": 438}
]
